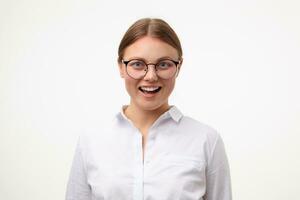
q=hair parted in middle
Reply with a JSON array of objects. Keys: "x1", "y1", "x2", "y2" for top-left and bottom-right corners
[{"x1": 118, "y1": 18, "x2": 183, "y2": 64}]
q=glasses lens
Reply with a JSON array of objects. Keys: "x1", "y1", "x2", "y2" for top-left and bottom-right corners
[
  {"x1": 126, "y1": 60, "x2": 147, "y2": 79},
  {"x1": 156, "y1": 60, "x2": 177, "y2": 79},
  {"x1": 125, "y1": 59, "x2": 178, "y2": 79}
]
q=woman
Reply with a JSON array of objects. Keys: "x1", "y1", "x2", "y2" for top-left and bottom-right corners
[{"x1": 66, "y1": 18, "x2": 232, "y2": 200}]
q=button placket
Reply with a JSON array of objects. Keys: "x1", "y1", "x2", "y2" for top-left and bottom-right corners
[
  {"x1": 143, "y1": 128, "x2": 157, "y2": 186},
  {"x1": 133, "y1": 132, "x2": 144, "y2": 200}
]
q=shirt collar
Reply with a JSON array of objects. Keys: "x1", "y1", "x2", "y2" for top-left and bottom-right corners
[
  {"x1": 168, "y1": 105, "x2": 183, "y2": 122},
  {"x1": 116, "y1": 105, "x2": 183, "y2": 123}
]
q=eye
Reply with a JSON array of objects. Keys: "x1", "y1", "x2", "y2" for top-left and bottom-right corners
[
  {"x1": 157, "y1": 60, "x2": 174, "y2": 69},
  {"x1": 128, "y1": 60, "x2": 146, "y2": 69}
]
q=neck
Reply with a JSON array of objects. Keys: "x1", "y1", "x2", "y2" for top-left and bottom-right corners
[{"x1": 124, "y1": 101, "x2": 171, "y2": 134}]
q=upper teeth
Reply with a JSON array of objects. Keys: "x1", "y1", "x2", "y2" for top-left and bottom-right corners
[{"x1": 141, "y1": 86, "x2": 160, "y2": 91}]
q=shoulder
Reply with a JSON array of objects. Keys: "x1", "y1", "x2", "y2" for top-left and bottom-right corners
[
  {"x1": 179, "y1": 115, "x2": 220, "y2": 141},
  {"x1": 175, "y1": 115, "x2": 224, "y2": 160},
  {"x1": 168, "y1": 113, "x2": 225, "y2": 164}
]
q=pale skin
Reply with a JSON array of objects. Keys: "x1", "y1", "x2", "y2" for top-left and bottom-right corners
[{"x1": 118, "y1": 36, "x2": 183, "y2": 158}]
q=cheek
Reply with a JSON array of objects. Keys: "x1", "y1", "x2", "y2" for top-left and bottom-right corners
[
  {"x1": 163, "y1": 79, "x2": 176, "y2": 94},
  {"x1": 124, "y1": 78, "x2": 138, "y2": 94}
]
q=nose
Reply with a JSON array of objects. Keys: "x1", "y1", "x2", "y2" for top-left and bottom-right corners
[{"x1": 143, "y1": 65, "x2": 158, "y2": 81}]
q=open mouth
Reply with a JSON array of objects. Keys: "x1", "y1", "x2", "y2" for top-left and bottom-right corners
[{"x1": 139, "y1": 86, "x2": 162, "y2": 94}]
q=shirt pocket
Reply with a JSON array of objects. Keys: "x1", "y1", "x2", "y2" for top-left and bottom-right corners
[
  {"x1": 155, "y1": 154, "x2": 206, "y2": 180},
  {"x1": 152, "y1": 154, "x2": 206, "y2": 197},
  {"x1": 162, "y1": 154, "x2": 205, "y2": 171}
]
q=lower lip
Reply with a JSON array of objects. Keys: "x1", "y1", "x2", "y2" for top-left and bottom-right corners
[{"x1": 139, "y1": 88, "x2": 161, "y2": 98}]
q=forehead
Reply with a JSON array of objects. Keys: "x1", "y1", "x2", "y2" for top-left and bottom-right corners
[{"x1": 123, "y1": 36, "x2": 179, "y2": 61}]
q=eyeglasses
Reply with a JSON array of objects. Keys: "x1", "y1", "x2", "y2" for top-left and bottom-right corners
[{"x1": 122, "y1": 59, "x2": 180, "y2": 80}]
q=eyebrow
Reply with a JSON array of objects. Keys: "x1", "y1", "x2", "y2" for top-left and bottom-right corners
[{"x1": 125, "y1": 56, "x2": 178, "y2": 62}]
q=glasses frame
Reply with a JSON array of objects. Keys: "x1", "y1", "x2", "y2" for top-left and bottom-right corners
[{"x1": 122, "y1": 58, "x2": 181, "y2": 80}]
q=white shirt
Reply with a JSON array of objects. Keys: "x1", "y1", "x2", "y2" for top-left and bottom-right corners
[{"x1": 66, "y1": 105, "x2": 232, "y2": 200}]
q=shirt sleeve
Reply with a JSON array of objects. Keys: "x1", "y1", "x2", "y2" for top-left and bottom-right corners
[
  {"x1": 204, "y1": 134, "x2": 232, "y2": 200},
  {"x1": 65, "y1": 136, "x2": 92, "y2": 200}
]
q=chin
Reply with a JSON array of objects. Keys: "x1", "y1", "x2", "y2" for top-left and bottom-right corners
[{"x1": 137, "y1": 100, "x2": 168, "y2": 111}]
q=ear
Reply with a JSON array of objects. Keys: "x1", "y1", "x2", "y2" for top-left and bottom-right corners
[
  {"x1": 118, "y1": 61, "x2": 125, "y2": 78},
  {"x1": 176, "y1": 58, "x2": 183, "y2": 77}
]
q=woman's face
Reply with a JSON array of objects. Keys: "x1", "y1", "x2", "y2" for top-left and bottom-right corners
[{"x1": 118, "y1": 36, "x2": 181, "y2": 111}]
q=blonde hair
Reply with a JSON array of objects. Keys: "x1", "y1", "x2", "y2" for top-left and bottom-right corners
[{"x1": 118, "y1": 18, "x2": 183, "y2": 63}]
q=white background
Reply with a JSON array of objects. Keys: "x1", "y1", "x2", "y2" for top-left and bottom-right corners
[{"x1": 1, "y1": 0, "x2": 299, "y2": 199}]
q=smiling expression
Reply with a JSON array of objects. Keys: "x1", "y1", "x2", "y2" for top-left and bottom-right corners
[{"x1": 118, "y1": 36, "x2": 182, "y2": 111}]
